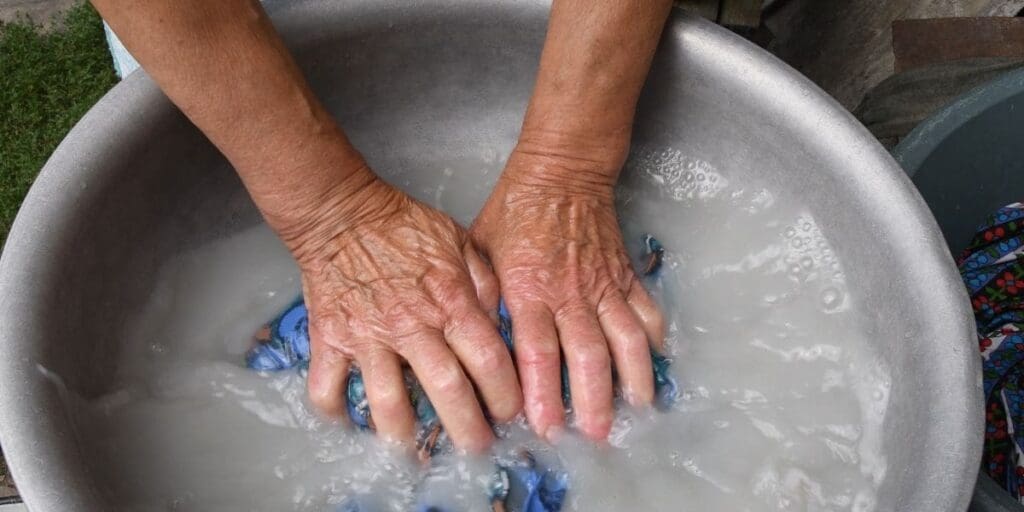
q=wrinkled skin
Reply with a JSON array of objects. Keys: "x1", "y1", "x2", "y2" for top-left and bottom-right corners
[
  {"x1": 289, "y1": 174, "x2": 522, "y2": 453},
  {"x1": 471, "y1": 150, "x2": 665, "y2": 442},
  {"x1": 94, "y1": 0, "x2": 672, "y2": 453}
]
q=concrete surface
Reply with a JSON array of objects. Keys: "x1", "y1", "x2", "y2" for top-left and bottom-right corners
[
  {"x1": 0, "y1": 0, "x2": 78, "y2": 28},
  {"x1": 0, "y1": 455, "x2": 15, "y2": 499}
]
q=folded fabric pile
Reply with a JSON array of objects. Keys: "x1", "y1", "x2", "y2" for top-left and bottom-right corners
[
  {"x1": 247, "y1": 235, "x2": 678, "y2": 511},
  {"x1": 958, "y1": 203, "x2": 1024, "y2": 501}
]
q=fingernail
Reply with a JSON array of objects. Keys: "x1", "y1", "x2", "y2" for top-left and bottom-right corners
[{"x1": 544, "y1": 425, "x2": 565, "y2": 445}]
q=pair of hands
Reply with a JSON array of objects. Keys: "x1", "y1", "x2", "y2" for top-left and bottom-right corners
[
  {"x1": 285, "y1": 144, "x2": 665, "y2": 453},
  {"x1": 90, "y1": 0, "x2": 673, "y2": 454}
]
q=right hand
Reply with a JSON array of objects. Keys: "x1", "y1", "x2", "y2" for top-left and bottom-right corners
[
  {"x1": 470, "y1": 148, "x2": 665, "y2": 442},
  {"x1": 280, "y1": 168, "x2": 522, "y2": 453}
]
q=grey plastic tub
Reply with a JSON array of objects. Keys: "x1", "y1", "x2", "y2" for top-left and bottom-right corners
[
  {"x1": 895, "y1": 67, "x2": 1024, "y2": 512},
  {"x1": 896, "y1": 67, "x2": 1024, "y2": 253}
]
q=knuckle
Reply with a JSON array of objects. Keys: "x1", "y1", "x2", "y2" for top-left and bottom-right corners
[
  {"x1": 433, "y1": 281, "x2": 469, "y2": 309},
  {"x1": 389, "y1": 329, "x2": 444, "y2": 357},
  {"x1": 595, "y1": 281, "x2": 621, "y2": 305},
  {"x1": 518, "y1": 342, "x2": 560, "y2": 368},
  {"x1": 475, "y1": 344, "x2": 508, "y2": 374},
  {"x1": 385, "y1": 301, "x2": 439, "y2": 331},
  {"x1": 309, "y1": 313, "x2": 345, "y2": 346},
  {"x1": 307, "y1": 379, "x2": 343, "y2": 414},
  {"x1": 372, "y1": 386, "x2": 409, "y2": 418},
  {"x1": 594, "y1": 294, "x2": 620, "y2": 318},
  {"x1": 315, "y1": 346, "x2": 350, "y2": 366},
  {"x1": 571, "y1": 344, "x2": 610, "y2": 377},
  {"x1": 609, "y1": 259, "x2": 630, "y2": 286},
  {"x1": 425, "y1": 270, "x2": 475, "y2": 307},
  {"x1": 504, "y1": 265, "x2": 552, "y2": 292},
  {"x1": 431, "y1": 361, "x2": 469, "y2": 396},
  {"x1": 556, "y1": 300, "x2": 591, "y2": 321},
  {"x1": 444, "y1": 307, "x2": 479, "y2": 337}
]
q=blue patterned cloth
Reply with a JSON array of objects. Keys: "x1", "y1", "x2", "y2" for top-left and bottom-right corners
[
  {"x1": 247, "y1": 235, "x2": 677, "y2": 511},
  {"x1": 958, "y1": 203, "x2": 1024, "y2": 501}
]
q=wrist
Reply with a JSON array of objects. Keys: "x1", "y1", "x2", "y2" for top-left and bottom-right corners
[
  {"x1": 262, "y1": 160, "x2": 405, "y2": 266},
  {"x1": 505, "y1": 129, "x2": 629, "y2": 199},
  {"x1": 518, "y1": 115, "x2": 632, "y2": 171}
]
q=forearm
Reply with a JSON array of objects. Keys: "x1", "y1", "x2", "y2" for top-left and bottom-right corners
[
  {"x1": 515, "y1": 0, "x2": 673, "y2": 188},
  {"x1": 91, "y1": 0, "x2": 373, "y2": 240}
]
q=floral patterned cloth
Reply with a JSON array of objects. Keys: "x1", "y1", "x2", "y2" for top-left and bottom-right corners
[
  {"x1": 246, "y1": 235, "x2": 677, "y2": 511},
  {"x1": 959, "y1": 202, "x2": 1024, "y2": 500}
]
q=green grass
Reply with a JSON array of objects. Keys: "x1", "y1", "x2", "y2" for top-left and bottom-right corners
[{"x1": 0, "y1": 3, "x2": 118, "y2": 241}]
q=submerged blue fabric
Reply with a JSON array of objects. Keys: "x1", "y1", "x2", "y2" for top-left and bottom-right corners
[{"x1": 247, "y1": 235, "x2": 677, "y2": 511}]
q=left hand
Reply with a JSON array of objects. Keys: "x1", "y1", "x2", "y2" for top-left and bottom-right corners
[{"x1": 470, "y1": 148, "x2": 665, "y2": 442}]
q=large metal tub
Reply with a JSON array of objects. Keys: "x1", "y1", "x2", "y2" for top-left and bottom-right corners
[{"x1": 0, "y1": 1, "x2": 981, "y2": 510}]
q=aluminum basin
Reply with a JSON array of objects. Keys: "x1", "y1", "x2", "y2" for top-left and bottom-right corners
[{"x1": 0, "y1": 1, "x2": 981, "y2": 510}]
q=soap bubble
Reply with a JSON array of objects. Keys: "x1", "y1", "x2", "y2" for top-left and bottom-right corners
[{"x1": 820, "y1": 287, "x2": 843, "y2": 311}]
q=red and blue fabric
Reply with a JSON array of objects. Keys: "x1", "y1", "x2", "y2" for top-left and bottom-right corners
[{"x1": 958, "y1": 203, "x2": 1024, "y2": 500}]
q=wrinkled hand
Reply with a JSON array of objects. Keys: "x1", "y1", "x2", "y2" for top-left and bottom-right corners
[
  {"x1": 471, "y1": 150, "x2": 665, "y2": 442},
  {"x1": 284, "y1": 172, "x2": 522, "y2": 452}
]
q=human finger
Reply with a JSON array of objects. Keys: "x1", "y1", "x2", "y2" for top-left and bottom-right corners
[
  {"x1": 401, "y1": 332, "x2": 494, "y2": 452},
  {"x1": 555, "y1": 302, "x2": 614, "y2": 442},
  {"x1": 597, "y1": 292, "x2": 654, "y2": 406}
]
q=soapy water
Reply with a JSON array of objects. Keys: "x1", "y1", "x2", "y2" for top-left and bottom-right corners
[{"x1": 51, "y1": 147, "x2": 889, "y2": 511}]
